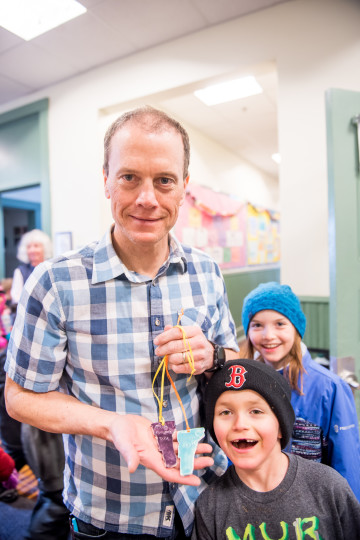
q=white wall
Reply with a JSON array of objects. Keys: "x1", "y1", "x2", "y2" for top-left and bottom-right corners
[
  {"x1": 276, "y1": 0, "x2": 360, "y2": 296},
  {"x1": 1, "y1": 0, "x2": 359, "y2": 296},
  {"x1": 185, "y1": 125, "x2": 279, "y2": 210}
]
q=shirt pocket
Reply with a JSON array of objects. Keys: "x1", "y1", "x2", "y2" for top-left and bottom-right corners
[{"x1": 179, "y1": 305, "x2": 213, "y2": 335}]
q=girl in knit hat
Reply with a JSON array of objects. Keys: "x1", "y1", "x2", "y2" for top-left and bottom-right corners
[{"x1": 241, "y1": 281, "x2": 360, "y2": 501}]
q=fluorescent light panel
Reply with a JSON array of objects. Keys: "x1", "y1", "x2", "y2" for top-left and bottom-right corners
[
  {"x1": 194, "y1": 76, "x2": 263, "y2": 106},
  {"x1": 0, "y1": 0, "x2": 86, "y2": 41}
]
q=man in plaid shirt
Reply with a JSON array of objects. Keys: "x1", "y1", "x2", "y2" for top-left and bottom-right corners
[{"x1": 5, "y1": 107, "x2": 239, "y2": 539}]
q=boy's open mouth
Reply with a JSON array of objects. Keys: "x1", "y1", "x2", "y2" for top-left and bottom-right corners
[{"x1": 231, "y1": 439, "x2": 257, "y2": 449}]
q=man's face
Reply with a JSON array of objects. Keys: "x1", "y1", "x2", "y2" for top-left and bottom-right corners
[{"x1": 103, "y1": 121, "x2": 189, "y2": 252}]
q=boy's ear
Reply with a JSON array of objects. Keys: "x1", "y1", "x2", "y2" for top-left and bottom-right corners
[{"x1": 277, "y1": 427, "x2": 282, "y2": 442}]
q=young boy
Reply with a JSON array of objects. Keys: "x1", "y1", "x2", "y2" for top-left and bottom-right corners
[{"x1": 192, "y1": 359, "x2": 360, "y2": 540}]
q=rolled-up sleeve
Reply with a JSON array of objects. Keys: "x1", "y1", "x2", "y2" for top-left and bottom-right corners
[{"x1": 5, "y1": 262, "x2": 67, "y2": 393}]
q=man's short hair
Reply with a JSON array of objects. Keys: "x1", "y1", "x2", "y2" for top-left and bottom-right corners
[{"x1": 103, "y1": 106, "x2": 190, "y2": 179}]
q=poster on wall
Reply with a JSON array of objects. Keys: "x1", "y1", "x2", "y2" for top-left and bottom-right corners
[
  {"x1": 174, "y1": 184, "x2": 280, "y2": 271},
  {"x1": 247, "y1": 204, "x2": 280, "y2": 265},
  {"x1": 174, "y1": 184, "x2": 247, "y2": 270}
]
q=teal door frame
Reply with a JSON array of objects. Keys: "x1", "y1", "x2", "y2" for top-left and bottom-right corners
[
  {"x1": 326, "y1": 88, "x2": 360, "y2": 418},
  {"x1": 1, "y1": 195, "x2": 42, "y2": 228},
  {"x1": 0, "y1": 99, "x2": 50, "y2": 278}
]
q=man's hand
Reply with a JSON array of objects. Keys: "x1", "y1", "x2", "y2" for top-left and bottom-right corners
[
  {"x1": 6, "y1": 378, "x2": 212, "y2": 485},
  {"x1": 109, "y1": 414, "x2": 213, "y2": 486},
  {"x1": 154, "y1": 325, "x2": 214, "y2": 375}
]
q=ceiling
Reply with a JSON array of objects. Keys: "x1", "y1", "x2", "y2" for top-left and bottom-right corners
[
  {"x1": 0, "y1": 0, "x2": 288, "y2": 178},
  {"x1": 157, "y1": 67, "x2": 279, "y2": 178}
]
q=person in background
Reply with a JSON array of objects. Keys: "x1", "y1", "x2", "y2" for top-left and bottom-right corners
[
  {"x1": 5, "y1": 229, "x2": 69, "y2": 539},
  {"x1": 2, "y1": 232, "x2": 53, "y2": 473},
  {"x1": 0, "y1": 283, "x2": 10, "y2": 349},
  {"x1": 5, "y1": 106, "x2": 239, "y2": 539},
  {"x1": 191, "y1": 359, "x2": 360, "y2": 539},
  {"x1": 0, "y1": 277, "x2": 27, "y2": 472},
  {"x1": 0, "y1": 444, "x2": 18, "y2": 503},
  {"x1": 0, "y1": 278, "x2": 15, "y2": 327},
  {"x1": 10, "y1": 229, "x2": 53, "y2": 305},
  {"x1": 0, "y1": 281, "x2": 18, "y2": 505},
  {"x1": 240, "y1": 281, "x2": 360, "y2": 501}
]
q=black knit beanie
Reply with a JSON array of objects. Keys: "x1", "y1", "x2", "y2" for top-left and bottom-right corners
[{"x1": 205, "y1": 359, "x2": 295, "y2": 450}]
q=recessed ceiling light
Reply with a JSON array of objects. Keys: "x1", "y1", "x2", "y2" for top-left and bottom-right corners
[
  {"x1": 194, "y1": 76, "x2": 263, "y2": 106},
  {"x1": 0, "y1": 0, "x2": 87, "y2": 41},
  {"x1": 272, "y1": 153, "x2": 281, "y2": 164}
]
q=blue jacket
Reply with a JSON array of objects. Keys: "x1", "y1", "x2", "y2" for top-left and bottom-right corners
[{"x1": 286, "y1": 347, "x2": 360, "y2": 501}]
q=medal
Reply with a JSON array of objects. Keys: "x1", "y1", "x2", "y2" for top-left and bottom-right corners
[
  {"x1": 152, "y1": 310, "x2": 204, "y2": 475},
  {"x1": 151, "y1": 420, "x2": 177, "y2": 468},
  {"x1": 177, "y1": 427, "x2": 205, "y2": 476}
]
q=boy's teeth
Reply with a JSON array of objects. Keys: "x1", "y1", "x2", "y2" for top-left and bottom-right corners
[{"x1": 232, "y1": 439, "x2": 257, "y2": 449}]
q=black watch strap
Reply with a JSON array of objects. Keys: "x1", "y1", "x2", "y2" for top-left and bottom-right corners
[{"x1": 205, "y1": 343, "x2": 226, "y2": 372}]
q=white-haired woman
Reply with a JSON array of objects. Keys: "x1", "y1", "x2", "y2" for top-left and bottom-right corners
[{"x1": 10, "y1": 229, "x2": 52, "y2": 305}]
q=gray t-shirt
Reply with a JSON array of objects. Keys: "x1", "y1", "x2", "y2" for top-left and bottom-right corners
[{"x1": 192, "y1": 453, "x2": 360, "y2": 540}]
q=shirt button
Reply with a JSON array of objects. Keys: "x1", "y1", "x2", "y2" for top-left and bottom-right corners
[
  {"x1": 155, "y1": 318, "x2": 161, "y2": 326},
  {"x1": 162, "y1": 400, "x2": 168, "y2": 408}
]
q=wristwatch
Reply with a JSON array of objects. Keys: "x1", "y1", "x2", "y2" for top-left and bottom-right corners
[{"x1": 205, "y1": 343, "x2": 226, "y2": 372}]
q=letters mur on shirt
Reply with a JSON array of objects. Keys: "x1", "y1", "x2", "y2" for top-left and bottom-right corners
[{"x1": 226, "y1": 515, "x2": 322, "y2": 539}]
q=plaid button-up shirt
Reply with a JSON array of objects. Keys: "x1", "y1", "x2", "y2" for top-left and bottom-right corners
[{"x1": 6, "y1": 228, "x2": 238, "y2": 537}]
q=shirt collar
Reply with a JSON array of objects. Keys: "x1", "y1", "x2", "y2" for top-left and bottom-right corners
[
  {"x1": 92, "y1": 226, "x2": 187, "y2": 284},
  {"x1": 168, "y1": 233, "x2": 188, "y2": 273}
]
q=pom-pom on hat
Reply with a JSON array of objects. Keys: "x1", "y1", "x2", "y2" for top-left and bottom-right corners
[
  {"x1": 205, "y1": 359, "x2": 295, "y2": 450},
  {"x1": 241, "y1": 282, "x2": 306, "y2": 338}
]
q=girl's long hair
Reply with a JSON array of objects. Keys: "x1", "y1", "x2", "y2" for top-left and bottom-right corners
[{"x1": 240, "y1": 331, "x2": 305, "y2": 395}]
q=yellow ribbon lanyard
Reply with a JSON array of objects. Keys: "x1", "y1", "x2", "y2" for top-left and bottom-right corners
[{"x1": 152, "y1": 309, "x2": 196, "y2": 432}]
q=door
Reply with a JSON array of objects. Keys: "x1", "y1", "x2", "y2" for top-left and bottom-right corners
[
  {"x1": 0, "y1": 186, "x2": 42, "y2": 278},
  {"x1": 326, "y1": 88, "x2": 360, "y2": 418},
  {"x1": 3, "y1": 208, "x2": 35, "y2": 277}
]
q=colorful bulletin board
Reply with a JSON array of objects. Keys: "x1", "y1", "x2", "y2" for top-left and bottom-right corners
[
  {"x1": 174, "y1": 184, "x2": 280, "y2": 270},
  {"x1": 246, "y1": 204, "x2": 280, "y2": 265}
]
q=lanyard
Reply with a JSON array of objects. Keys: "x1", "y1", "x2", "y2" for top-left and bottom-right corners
[{"x1": 152, "y1": 309, "x2": 195, "y2": 431}]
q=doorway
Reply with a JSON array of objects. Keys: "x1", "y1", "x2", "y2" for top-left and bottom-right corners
[{"x1": 0, "y1": 185, "x2": 42, "y2": 278}]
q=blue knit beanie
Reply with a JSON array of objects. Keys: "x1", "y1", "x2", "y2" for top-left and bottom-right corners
[{"x1": 242, "y1": 282, "x2": 306, "y2": 337}]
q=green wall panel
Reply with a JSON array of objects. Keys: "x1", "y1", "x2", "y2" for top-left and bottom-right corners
[
  {"x1": 0, "y1": 114, "x2": 42, "y2": 191},
  {"x1": 300, "y1": 296, "x2": 330, "y2": 355},
  {"x1": 326, "y1": 88, "x2": 360, "y2": 419},
  {"x1": 0, "y1": 99, "x2": 50, "y2": 278}
]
